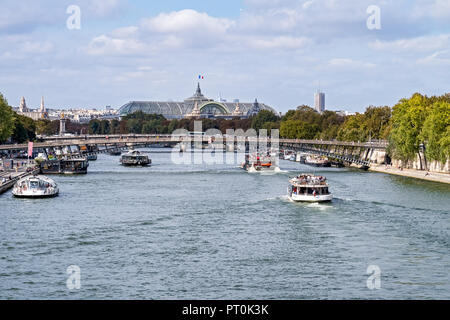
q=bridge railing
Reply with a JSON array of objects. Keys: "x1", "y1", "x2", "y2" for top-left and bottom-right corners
[{"x1": 1, "y1": 135, "x2": 388, "y2": 151}]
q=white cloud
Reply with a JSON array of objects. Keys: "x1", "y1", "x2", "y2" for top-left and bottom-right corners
[
  {"x1": 327, "y1": 58, "x2": 376, "y2": 69},
  {"x1": 111, "y1": 26, "x2": 139, "y2": 38},
  {"x1": 86, "y1": 9, "x2": 313, "y2": 55},
  {"x1": 413, "y1": 0, "x2": 450, "y2": 19},
  {"x1": 369, "y1": 35, "x2": 450, "y2": 53},
  {"x1": 86, "y1": 35, "x2": 149, "y2": 55},
  {"x1": 87, "y1": 0, "x2": 122, "y2": 17},
  {"x1": 417, "y1": 50, "x2": 450, "y2": 66},
  {"x1": 246, "y1": 36, "x2": 311, "y2": 49},
  {"x1": 21, "y1": 41, "x2": 54, "y2": 54},
  {"x1": 141, "y1": 9, "x2": 234, "y2": 35}
]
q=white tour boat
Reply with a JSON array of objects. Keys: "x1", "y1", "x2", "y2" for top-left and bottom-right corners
[
  {"x1": 12, "y1": 175, "x2": 59, "y2": 198},
  {"x1": 287, "y1": 174, "x2": 332, "y2": 202}
]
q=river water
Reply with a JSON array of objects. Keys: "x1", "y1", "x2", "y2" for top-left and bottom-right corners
[{"x1": 0, "y1": 149, "x2": 449, "y2": 299}]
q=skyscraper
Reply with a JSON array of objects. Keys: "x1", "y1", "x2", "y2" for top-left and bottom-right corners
[
  {"x1": 40, "y1": 96, "x2": 45, "y2": 113},
  {"x1": 314, "y1": 91, "x2": 325, "y2": 113}
]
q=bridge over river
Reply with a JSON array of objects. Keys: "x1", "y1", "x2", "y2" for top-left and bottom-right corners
[{"x1": 0, "y1": 134, "x2": 388, "y2": 168}]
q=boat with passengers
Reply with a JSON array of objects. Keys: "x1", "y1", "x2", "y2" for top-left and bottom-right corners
[
  {"x1": 120, "y1": 150, "x2": 151, "y2": 166},
  {"x1": 287, "y1": 174, "x2": 332, "y2": 202},
  {"x1": 12, "y1": 175, "x2": 59, "y2": 198},
  {"x1": 241, "y1": 152, "x2": 280, "y2": 173}
]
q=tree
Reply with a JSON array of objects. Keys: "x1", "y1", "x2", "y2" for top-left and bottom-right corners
[
  {"x1": 110, "y1": 119, "x2": 120, "y2": 134},
  {"x1": 0, "y1": 93, "x2": 15, "y2": 143},
  {"x1": 89, "y1": 119, "x2": 101, "y2": 134},
  {"x1": 388, "y1": 93, "x2": 431, "y2": 161},
  {"x1": 280, "y1": 120, "x2": 318, "y2": 139},
  {"x1": 11, "y1": 114, "x2": 36, "y2": 143},
  {"x1": 251, "y1": 110, "x2": 279, "y2": 132},
  {"x1": 420, "y1": 101, "x2": 450, "y2": 163},
  {"x1": 363, "y1": 106, "x2": 391, "y2": 139},
  {"x1": 337, "y1": 113, "x2": 367, "y2": 142},
  {"x1": 100, "y1": 120, "x2": 110, "y2": 134},
  {"x1": 126, "y1": 119, "x2": 142, "y2": 133}
]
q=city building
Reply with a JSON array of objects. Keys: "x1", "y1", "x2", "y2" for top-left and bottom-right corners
[
  {"x1": 118, "y1": 83, "x2": 277, "y2": 119},
  {"x1": 314, "y1": 91, "x2": 325, "y2": 113},
  {"x1": 335, "y1": 110, "x2": 356, "y2": 117},
  {"x1": 16, "y1": 96, "x2": 48, "y2": 120}
]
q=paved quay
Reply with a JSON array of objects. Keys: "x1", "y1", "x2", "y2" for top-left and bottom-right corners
[
  {"x1": 0, "y1": 160, "x2": 40, "y2": 194},
  {"x1": 369, "y1": 165, "x2": 450, "y2": 185}
]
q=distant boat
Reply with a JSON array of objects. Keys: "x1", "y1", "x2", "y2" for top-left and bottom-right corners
[
  {"x1": 108, "y1": 150, "x2": 122, "y2": 156},
  {"x1": 305, "y1": 155, "x2": 331, "y2": 167},
  {"x1": 87, "y1": 154, "x2": 97, "y2": 161},
  {"x1": 241, "y1": 153, "x2": 280, "y2": 173},
  {"x1": 288, "y1": 174, "x2": 332, "y2": 202},
  {"x1": 12, "y1": 175, "x2": 59, "y2": 198},
  {"x1": 120, "y1": 150, "x2": 151, "y2": 166},
  {"x1": 40, "y1": 158, "x2": 89, "y2": 174}
]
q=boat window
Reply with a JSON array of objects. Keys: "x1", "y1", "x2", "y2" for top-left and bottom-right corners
[{"x1": 30, "y1": 181, "x2": 39, "y2": 188}]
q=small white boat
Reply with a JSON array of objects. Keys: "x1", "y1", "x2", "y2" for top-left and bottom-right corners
[
  {"x1": 12, "y1": 175, "x2": 59, "y2": 198},
  {"x1": 288, "y1": 174, "x2": 332, "y2": 202}
]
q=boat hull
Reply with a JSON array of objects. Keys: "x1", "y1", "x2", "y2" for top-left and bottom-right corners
[
  {"x1": 289, "y1": 194, "x2": 333, "y2": 202},
  {"x1": 13, "y1": 192, "x2": 59, "y2": 198},
  {"x1": 243, "y1": 164, "x2": 280, "y2": 173},
  {"x1": 304, "y1": 161, "x2": 331, "y2": 167},
  {"x1": 121, "y1": 162, "x2": 150, "y2": 166}
]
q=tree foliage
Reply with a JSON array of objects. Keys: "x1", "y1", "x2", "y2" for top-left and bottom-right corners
[
  {"x1": 0, "y1": 93, "x2": 15, "y2": 143},
  {"x1": 251, "y1": 109, "x2": 279, "y2": 131},
  {"x1": 419, "y1": 101, "x2": 450, "y2": 163}
]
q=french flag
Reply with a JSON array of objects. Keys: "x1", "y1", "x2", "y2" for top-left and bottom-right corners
[{"x1": 198, "y1": 75, "x2": 204, "y2": 80}]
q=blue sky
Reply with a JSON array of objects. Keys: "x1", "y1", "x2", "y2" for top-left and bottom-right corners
[{"x1": 0, "y1": 0, "x2": 449, "y2": 113}]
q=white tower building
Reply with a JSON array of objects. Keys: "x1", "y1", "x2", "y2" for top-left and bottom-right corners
[
  {"x1": 314, "y1": 91, "x2": 325, "y2": 113},
  {"x1": 40, "y1": 96, "x2": 45, "y2": 113},
  {"x1": 19, "y1": 97, "x2": 28, "y2": 113}
]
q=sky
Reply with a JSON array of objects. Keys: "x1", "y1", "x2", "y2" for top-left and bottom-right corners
[{"x1": 0, "y1": 0, "x2": 449, "y2": 113}]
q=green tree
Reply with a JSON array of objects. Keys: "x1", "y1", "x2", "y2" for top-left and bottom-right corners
[
  {"x1": 280, "y1": 120, "x2": 318, "y2": 139},
  {"x1": 363, "y1": 106, "x2": 391, "y2": 140},
  {"x1": 419, "y1": 101, "x2": 450, "y2": 163},
  {"x1": 12, "y1": 114, "x2": 36, "y2": 143},
  {"x1": 251, "y1": 110, "x2": 279, "y2": 131},
  {"x1": 100, "y1": 120, "x2": 110, "y2": 134},
  {"x1": 127, "y1": 119, "x2": 142, "y2": 133},
  {"x1": 337, "y1": 113, "x2": 367, "y2": 142},
  {"x1": 110, "y1": 119, "x2": 120, "y2": 134},
  {"x1": 89, "y1": 119, "x2": 101, "y2": 134},
  {"x1": 0, "y1": 93, "x2": 15, "y2": 143},
  {"x1": 388, "y1": 93, "x2": 431, "y2": 161}
]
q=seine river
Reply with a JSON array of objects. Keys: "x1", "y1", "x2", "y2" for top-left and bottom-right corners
[{"x1": 1, "y1": 149, "x2": 449, "y2": 299}]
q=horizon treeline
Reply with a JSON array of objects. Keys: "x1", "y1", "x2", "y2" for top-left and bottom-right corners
[{"x1": 1, "y1": 92, "x2": 449, "y2": 164}]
